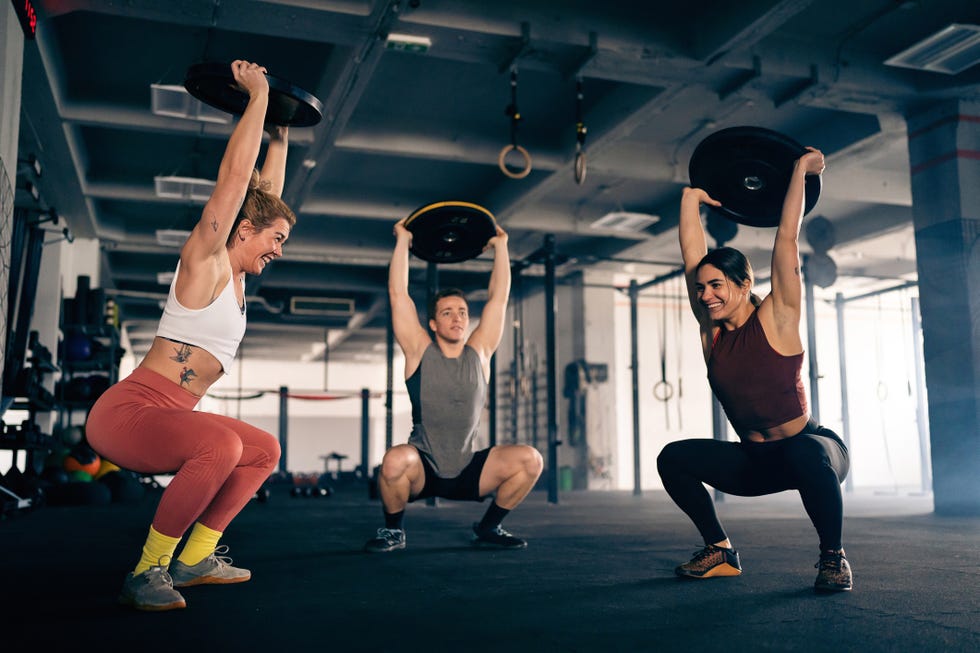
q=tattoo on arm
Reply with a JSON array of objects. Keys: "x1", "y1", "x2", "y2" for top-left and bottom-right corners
[
  {"x1": 170, "y1": 344, "x2": 193, "y2": 364},
  {"x1": 209, "y1": 214, "x2": 218, "y2": 232},
  {"x1": 178, "y1": 367, "x2": 198, "y2": 387}
]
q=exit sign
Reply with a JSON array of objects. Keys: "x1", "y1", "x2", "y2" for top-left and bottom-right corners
[{"x1": 12, "y1": 0, "x2": 37, "y2": 39}]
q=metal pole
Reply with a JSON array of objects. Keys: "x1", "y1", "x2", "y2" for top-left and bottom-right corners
[
  {"x1": 544, "y1": 235, "x2": 560, "y2": 504},
  {"x1": 488, "y1": 354, "x2": 497, "y2": 447},
  {"x1": 511, "y1": 268, "x2": 523, "y2": 444},
  {"x1": 278, "y1": 386, "x2": 289, "y2": 474},
  {"x1": 360, "y1": 388, "x2": 370, "y2": 478},
  {"x1": 910, "y1": 296, "x2": 932, "y2": 494},
  {"x1": 385, "y1": 306, "x2": 394, "y2": 450},
  {"x1": 835, "y1": 292, "x2": 853, "y2": 493},
  {"x1": 803, "y1": 257, "x2": 821, "y2": 422},
  {"x1": 629, "y1": 279, "x2": 642, "y2": 496},
  {"x1": 425, "y1": 262, "x2": 439, "y2": 507}
]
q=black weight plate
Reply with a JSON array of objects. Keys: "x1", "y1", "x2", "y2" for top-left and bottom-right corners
[
  {"x1": 689, "y1": 126, "x2": 821, "y2": 228},
  {"x1": 184, "y1": 62, "x2": 324, "y2": 127},
  {"x1": 405, "y1": 201, "x2": 497, "y2": 264}
]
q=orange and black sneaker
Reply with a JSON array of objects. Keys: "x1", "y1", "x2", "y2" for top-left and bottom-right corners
[
  {"x1": 814, "y1": 548, "x2": 852, "y2": 592},
  {"x1": 675, "y1": 544, "x2": 742, "y2": 579}
]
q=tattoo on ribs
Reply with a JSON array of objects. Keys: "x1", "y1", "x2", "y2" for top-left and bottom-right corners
[
  {"x1": 179, "y1": 367, "x2": 198, "y2": 387},
  {"x1": 170, "y1": 343, "x2": 193, "y2": 363}
]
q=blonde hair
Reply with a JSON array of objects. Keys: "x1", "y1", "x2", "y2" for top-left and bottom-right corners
[{"x1": 227, "y1": 169, "x2": 297, "y2": 245}]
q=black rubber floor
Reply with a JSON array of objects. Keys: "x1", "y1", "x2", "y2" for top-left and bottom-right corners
[{"x1": 1, "y1": 483, "x2": 977, "y2": 651}]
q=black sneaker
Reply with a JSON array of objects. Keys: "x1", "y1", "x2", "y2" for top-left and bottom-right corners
[
  {"x1": 364, "y1": 528, "x2": 406, "y2": 553},
  {"x1": 814, "y1": 548, "x2": 852, "y2": 592},
  {"x1": 675, "y1": 544, "x2": 742, "y2": 578},
  {"x1": 472, "y1": 523, "x2": 527, "y2": 549}
]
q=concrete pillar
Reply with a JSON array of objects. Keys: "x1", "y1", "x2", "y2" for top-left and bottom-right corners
[
  {"x1": 1, "y1": 3, "x2": 26, "y2": 374},
  {"x1": 906, "y1": 100, "x2": 980, "y2": 516}
]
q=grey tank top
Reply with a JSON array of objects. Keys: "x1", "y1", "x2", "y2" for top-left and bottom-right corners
[{"x1": 406, "y1": 343, "x2": 487, "y2": 478}]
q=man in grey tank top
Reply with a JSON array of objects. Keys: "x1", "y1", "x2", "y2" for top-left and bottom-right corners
[{"x1": 364, "y1": 216, "x2": 544, "y2": 552}]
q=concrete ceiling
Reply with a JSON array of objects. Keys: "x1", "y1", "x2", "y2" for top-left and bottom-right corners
[{"x1": 13, "y1": 0, "x2": 980, "y2": 363}]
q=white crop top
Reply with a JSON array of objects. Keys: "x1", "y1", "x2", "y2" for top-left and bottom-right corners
[{"x1": 156, "y1": 261, "x2": 246, "y2": 373}]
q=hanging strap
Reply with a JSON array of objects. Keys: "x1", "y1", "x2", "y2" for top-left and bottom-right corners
[
  {"x1": 499, "y1": 66, "x2": 532, "y2": 179},
  {"x1": 574, "y1": 76, "x2": 588, "y2": 184}
]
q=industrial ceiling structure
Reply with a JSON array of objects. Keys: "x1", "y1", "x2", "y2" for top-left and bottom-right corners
[{"x1": 13, "y1": 0, "x2": 980, "y2": 363}]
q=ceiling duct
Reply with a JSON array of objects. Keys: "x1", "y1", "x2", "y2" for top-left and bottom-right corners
[
  {"x1": 590, "y1": 211, "x2": 660, "y2": 232},
  {"x1": 154, "y1": 176, "x2": 216, "y2": 202},
  {"x1": 885, "y1": 23, "x2": 980, "y2": 75},
  {"x1": 155, "y1": 229, "x2": 192, "y2": 247},
  {"x1": 289, "y1": 297, "x2": 355, "y2": 317},
  {"x1": 151, "y1": 84, "x2": 231, "y2": 123}
]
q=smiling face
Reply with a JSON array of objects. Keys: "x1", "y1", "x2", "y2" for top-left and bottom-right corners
[
  {"x1": 238, "y1": 217, "x2": 291, "y2": 275},
  {"x1": 695, "y1": 263, "x2": 750, "y2": 321},
  {"x1": 429, "y1": 295, "x2": 470, "y2": 344}
]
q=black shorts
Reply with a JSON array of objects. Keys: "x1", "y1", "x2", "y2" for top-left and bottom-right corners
[{"x1": 412, "y1": 447, "x2": 491, "y2": 502}]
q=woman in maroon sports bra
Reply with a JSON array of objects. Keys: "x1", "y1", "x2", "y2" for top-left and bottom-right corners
[{"x1": 657, "y1": 146, "x2": 853, "y2": 593}]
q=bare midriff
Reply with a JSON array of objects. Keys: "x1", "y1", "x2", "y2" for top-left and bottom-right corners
[
  {"x1": 139, "y1": 336, "x2": 225, "y2": 397},
  {"x1": 741, "y1": 413, "x2": 810, "y2": 443}
]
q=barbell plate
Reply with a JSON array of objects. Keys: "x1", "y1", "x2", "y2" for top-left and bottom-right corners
[
  {"x1": 184, "y1": 62, "x2": 324, "y2": 127},
  {"x1": 404, "y1": 201, "x2": 497, "y2": 264},
  {"x1": 688, "y1": 126, "x2": 821, "y2": 228}
]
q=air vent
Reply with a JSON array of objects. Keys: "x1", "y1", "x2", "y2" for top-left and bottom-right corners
[
  {"x1": 155, "y1": 229, "x2": 191, "y2": 247},
  {"x1": 289, "y1": 297, "x2": 355, "y2": 317},
  {"x1": 590, "y1": 211, "x2": 660, "y2": 232},
  {"x1": 885, "y1": 23, "x2": 980, "y2": 75},
  {"x1": 151, "y1": 84, "x2": 231, "y2": 123},
  {"x1": 385, "y1": 33, "x2": 431, "y2": 53},
  {"x1": 154, "y1": 176, "x2": 216, "y2": 202}
]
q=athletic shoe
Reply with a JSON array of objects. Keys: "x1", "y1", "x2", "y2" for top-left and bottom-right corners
[
  {"x1": 675, "y1": 544, "x2": 742, "y2": 578},
  {"x1": 472, "y1": 523, "x2": 527, "y2": 549},
  {"x1": 169, "y1": 545, "x2": 251, "y2": 587},
  {"x1": 814, "y1": 548, "x2": 853, "y2": 592},
  {"x1": 364, "y1": 528, "x2": 406, "y2": 553},
  {"x1": 118, "y1": 559, "x2": 186, "y2": 611}
]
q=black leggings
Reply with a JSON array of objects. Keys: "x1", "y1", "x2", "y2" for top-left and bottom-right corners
[{"x1": 657, "y1": 422, "x2": 849, "y2": 551}]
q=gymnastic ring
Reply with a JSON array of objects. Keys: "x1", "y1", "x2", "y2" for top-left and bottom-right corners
[
  {"x1": 498, "y1": 144, "x2": 532, "y2": 179},
  {"x1": 653, "y1": 380, "x2": 674, "y2": 402},
  {"x1": 574, "y1": 150, "x2": 587, "y2": 185}
]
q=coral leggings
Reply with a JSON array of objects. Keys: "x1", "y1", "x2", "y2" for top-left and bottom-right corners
[{"x1": 86, "y1": 367, "x2": 280, "y2": 537}]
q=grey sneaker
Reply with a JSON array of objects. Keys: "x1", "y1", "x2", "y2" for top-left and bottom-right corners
[
  {"x1": 118, "y1": 560, "x2": 186, "y2": 611},
  {"x1": 364, "y1": 528, "x2": 406, "y2": 553},
  {"x1": 169, "y1": 545, "x2": 251, "y2": 587}
]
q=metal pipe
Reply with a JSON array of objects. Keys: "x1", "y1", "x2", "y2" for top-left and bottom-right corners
[
  {"x1": 629, "y1": 279, "x2": 642, "y2": 496},
  {"x1": 360, "y1": 388, "x2": 370, "y2": 478},
  {"x1": 804, "y1": 257, "x2": 821, "y2": 421},
  {"x1": 278, "y1": 386, "x2": 289, "y2": 474},
  {"x1": 835, "y1": 292, "x2": 853, "y2": 493},
  {"x1": 544, "y1": 235, "x2": 560, "y2": 504}
]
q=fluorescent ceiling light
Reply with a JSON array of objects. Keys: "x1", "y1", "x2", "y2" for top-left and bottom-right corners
[
  {"x1": 885, "y1": 23, "x2": 980, "y2": 75},
  {"x1": 151, "y1": 84, "x2": 231, "y2": 123},
  {"x1": 156, "y1": 271, "x2": 175, "y2": 285},
  {"x1": 154, "y1": 176, "x2": 216, "y2": 202},
  {"x1": 385, "y1": 33, "x2": 431, "y2": 53},
  {"x1": 590, "y1": 211, "x2": 660, "y2": 232},
  {"x1": 155, "y1": 229, "x2": 191, "y2": 247}
]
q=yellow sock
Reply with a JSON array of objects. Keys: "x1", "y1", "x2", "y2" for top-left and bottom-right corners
[
  {"x1": 133, "y1": 525, "x2": 181, "y2": 576},
  {"x1": 176, "y1": 522, "x2": 223, "y2": 566}
]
